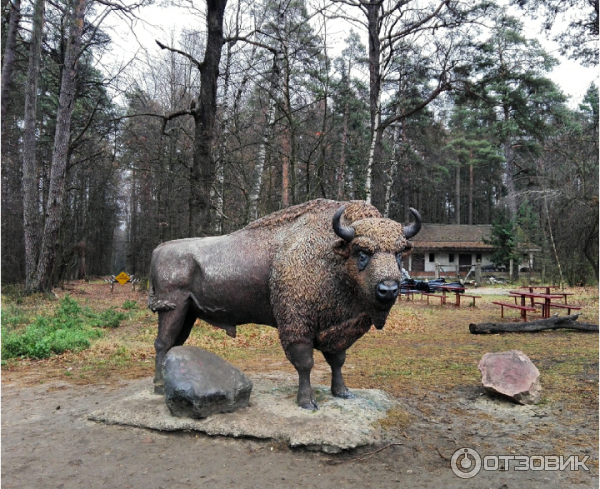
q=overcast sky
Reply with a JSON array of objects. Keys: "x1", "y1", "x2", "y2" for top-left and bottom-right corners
[{"x1": 104, "y1": 1, "x2": 598, "y2": 106}]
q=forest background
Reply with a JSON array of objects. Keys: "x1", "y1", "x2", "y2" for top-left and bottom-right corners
[{"x1": 1, "y1": 0, "x2": 598, "y2": 291}]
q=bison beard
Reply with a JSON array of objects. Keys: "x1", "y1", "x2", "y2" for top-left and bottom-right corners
[{"x1": 149, "y1": 199, "x2": 421, "y2": 410}]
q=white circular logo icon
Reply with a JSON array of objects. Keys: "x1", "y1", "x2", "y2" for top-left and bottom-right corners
[{"x1": 451, "y1": 448, "x2": 482, "y2": 479}]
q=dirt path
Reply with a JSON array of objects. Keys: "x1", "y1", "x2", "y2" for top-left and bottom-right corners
[{"x1": 2, "y1": 378, "x2": 596, "y2": 489}]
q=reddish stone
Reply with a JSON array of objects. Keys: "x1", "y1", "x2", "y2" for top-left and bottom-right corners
[{"x1": 478, "y1": 350, "x2": 541, "y2": 405}]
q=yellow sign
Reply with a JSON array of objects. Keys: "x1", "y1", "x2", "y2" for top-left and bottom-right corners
[{"x1": 115, "y1": 272, "x2": 130, "y2": 285}]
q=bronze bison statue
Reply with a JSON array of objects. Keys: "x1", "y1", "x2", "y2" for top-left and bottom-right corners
[{"x1": 149, "y1": 199, "x2": 421, "y2": 410}]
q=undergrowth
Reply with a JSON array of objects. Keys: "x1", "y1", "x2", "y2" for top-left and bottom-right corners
[{"x1": 1, "y1": 295, "x2": 127, "y2": 360}]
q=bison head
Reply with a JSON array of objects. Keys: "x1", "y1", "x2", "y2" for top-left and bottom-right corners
[{"x1": 332, "y1": 206, "x2": 421, "y2": 328}]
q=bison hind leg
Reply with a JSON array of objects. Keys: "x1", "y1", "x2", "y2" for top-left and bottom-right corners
[
  {"x1": 322, "y1": 350, "x2": 355, "y2": 399},
  {"x1": 174, "y1": 312, "x2": 197, "y2": 346},
  {"x1": 154, "y1": 301, "x2": 193, "y2": 395}
]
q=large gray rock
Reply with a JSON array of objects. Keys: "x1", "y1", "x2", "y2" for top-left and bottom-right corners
[
  {"x1": 162, "y1": 346, "x2": 253, "y2": 418},
  {"x1": 478, "y1": 350, "x2": 541, "y2": 405}
]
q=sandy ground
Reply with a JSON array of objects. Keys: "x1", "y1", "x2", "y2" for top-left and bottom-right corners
[{"x1": 2, "y1": 376, "x2": 597, "y2": 489}]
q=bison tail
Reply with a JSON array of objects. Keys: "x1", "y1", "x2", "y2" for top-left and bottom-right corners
[
  {"x1": 148, "y1": 298, "x2": 177, "y2": 313},
  {"x1": 147, "y1": 280, "x2": 177, "y2": 313}
]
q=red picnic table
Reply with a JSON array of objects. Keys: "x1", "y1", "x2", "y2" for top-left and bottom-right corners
[
  {"x1": 437, "y1": 286, "x2": 481, "y2": 307},
  {"x1": 519, "y1": 285, "x2": 574, "y2": 304},
  {"x1": 509, "y1": 290, "x2": 564, "y2": 319}
]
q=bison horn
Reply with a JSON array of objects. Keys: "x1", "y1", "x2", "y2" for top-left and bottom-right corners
[
  {"x1": 332, "y1": 206, "x2": 355, "y2": 242},
  {"x1": 403, "y1": 208, "x2": 422, "y2": 239}
]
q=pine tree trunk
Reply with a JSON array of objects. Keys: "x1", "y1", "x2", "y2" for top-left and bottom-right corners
[
  {"x1": 468, "y1": 163, "x2": 473, "y2": 225},
  {"x1": 32, "y1": 0, "x2": 86, "y2": 292},
  {"x1": 21, "y1": 0, "x2": 45, "y2": 291},
  {"x1": 1, "y1": 0, "x2": 21, "y2": 135},
  {"x1": 455, "y1": 164, "x2": 461, "y2": 224},
  {"x1": 503, "y1": 105, "x2": 517, "y2": 218}
]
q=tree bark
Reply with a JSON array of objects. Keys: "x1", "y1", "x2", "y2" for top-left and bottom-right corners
[
  {"x1": 364, "y1": 100, "x2": 381, "y2": 204},
  {"x1": 468, "y1": 162, "x2": 473, "y2": 225},
  {"x1": 21, "y1": 0, "x2": 45, "y2": 291},
  {"x1": 503, "y1": 105, "x2": 518, "y2": 218},
  {"x1": 337, "y1": 98, "x2": 349, "y2": 199},
  {"x1": 365, "y1": 1, "x2": 383, "y2": 208},
  {"x1": 455, "y1": 163, "x2": 461, "y2": 224},
  {"x1": 1, "y1": 0, "x2": 21, "y2": 135},
  {"x1": 384, "y1": 117, "x2": 402, "y2": 218},
  {"x1": 247, "y1": 55, "x2": 278, "y2": 222},
  {"x1": 32, "y1": 0, "x2": 86, "y2": 292},
  {"x1": 469, "y1": 314, "x2": 598, "y2": 334},
  {"x1": 214, "y1": 40, "x2": 233, "y2": 234},
  {"x1": 190, "y1": 0, "x2": 227, "y2": 236}
]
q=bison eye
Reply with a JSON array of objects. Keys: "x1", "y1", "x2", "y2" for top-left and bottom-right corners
[
  {"x1": 357, "y1": 251, "x2": 371, "y2": 271},
  {"x1": 396, "y1": 253, "x2": 403, "y2": 269}
]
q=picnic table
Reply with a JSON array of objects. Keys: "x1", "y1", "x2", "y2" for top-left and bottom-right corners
[
  {"x1": 519, "y1": 286, "x2": 574, "y2": 304},
  {"x1": 436, "y1": 286, "x2": 481, "y2": 307},
  {"x1": 509, "y1": 290, "x2": 564, "y2": 319}
]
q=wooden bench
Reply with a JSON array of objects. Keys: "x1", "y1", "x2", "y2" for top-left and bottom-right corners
[
  {"x1": 399, "y1": 289, "x2": 418, "y2": 301},
  {"x1": 492, "y1": 301, "x2": 537, "y2": 321},
  {"x1": 534, "y1": 302, "x2": 582, "y2": 315},
  {"x1": 421, "y1": 292, "x2": 446, "y2": 305},
  {"x1": 458, "y1": 294, "x2": 482, "y2": 307}
]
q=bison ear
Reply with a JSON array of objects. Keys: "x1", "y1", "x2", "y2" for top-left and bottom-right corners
[
  {"x1": 333, "y1": 239, "x2": 351, "y2": 258},
  {"x1": 400, "y1": 241, "x2": 414, "y2": 258}
]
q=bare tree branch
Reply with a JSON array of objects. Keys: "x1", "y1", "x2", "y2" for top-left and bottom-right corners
[{"x1": 155, "y1": 40, "x2": 204, "y2": 70}]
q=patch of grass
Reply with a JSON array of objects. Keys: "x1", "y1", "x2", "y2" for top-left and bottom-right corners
[
  {"x1": 121, "y1": 299, "x2": 138, "y2": 310},
  {"x1": 378, "y1": 406, "x2": 414, "y2": 432},
  {"x1": 1, "y1": 295, "x2": 128, "y2": 360},
  {"x1": 1, "y1": 304, "x2": 30, "y2": 330},
  {"x1": 89, "y1": 308, "x2": 127, "y2": 328},
  {"x1": 186, "y1": 321, "x2": 280, "y2": 360}
]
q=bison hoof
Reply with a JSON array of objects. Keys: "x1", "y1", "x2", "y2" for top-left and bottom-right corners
[
  {"x1": 299, "y1": 400, "x2": 319, "y2": 411},
  {"x1": 333, "y1": 389, "x2": 355, "y2": 399},
  {"x1": 154, "y1": 384, "x2": 165, "y2": 395}
]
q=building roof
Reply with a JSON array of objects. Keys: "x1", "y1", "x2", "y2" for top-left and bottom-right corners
[{"x1": 411, "y1": 224, "x2": 495, "y2": 251}]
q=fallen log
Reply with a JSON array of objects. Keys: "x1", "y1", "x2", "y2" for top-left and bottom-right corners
[{"x1": 469, "y1": 314, "x2": 599, "y2": 334}]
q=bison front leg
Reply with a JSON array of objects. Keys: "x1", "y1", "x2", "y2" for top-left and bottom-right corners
[
  {"x1": 286, "y1": 342, "x2": 318, "y2": 411},
  {"x1": 322, "y1": 351, "x2": 354, "y2": 399},
  {"x1": 317, "y1": 313, "x2": 372, "y2": 399}
]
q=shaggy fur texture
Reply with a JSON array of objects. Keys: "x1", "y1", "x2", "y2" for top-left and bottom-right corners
[{"x1": 265, "y1": 199, "x2": 410, "y2": 352}]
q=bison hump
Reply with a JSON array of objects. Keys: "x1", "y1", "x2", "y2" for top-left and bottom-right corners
[{"x1": 245, "y1": 199, "x2": 380, "y2": 231}]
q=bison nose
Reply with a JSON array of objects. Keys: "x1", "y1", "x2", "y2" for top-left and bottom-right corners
[{"x1": 376, "y1": 281, "x2": 399, "y2": 303}]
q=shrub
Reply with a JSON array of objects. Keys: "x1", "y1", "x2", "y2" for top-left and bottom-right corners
[
  {"x1": 122, "y1": 299, "x2": 138, "y2": 310},
  {"x1": 1, "y1": 295, "x2": 126, "y2": 360},
  {"x1": 92, "y1": 309, "x2": 127, "y2": 328}
]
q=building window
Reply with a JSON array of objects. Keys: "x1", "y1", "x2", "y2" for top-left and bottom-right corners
[
  {"x1": 476, "y1": 253, "x2": 482, "y2": 262},
  {"x1": 429, "y1": 253, "x2": 435, "y2": 262},
  {"x1": 449, "y1": 253, "x2": 455, "y2": 263}
]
